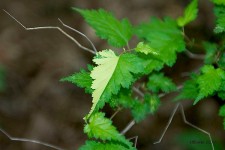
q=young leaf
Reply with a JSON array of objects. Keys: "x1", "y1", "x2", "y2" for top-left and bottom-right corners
[
  {"x1": 134, "y1": 17, "x2": 185, "y2": 66},
  {"x1": 84, "y1": 112, "x2": 134, "y2": 149},
  {"x1": 74, "y1": 8, "x2": 132, "y2": 47},
  {"x1": 219, "y1": 104, "x2": 225, "y2": 117},
  {"x1": 60, "y1": 69, "x2": 93, "y2": 94},
  {"x1": 147, "y1": 73, "x2": 176, "y2": 93},
  {"x1": 194, "y1": 65, "x2": 224, "y2": 104},
  {"x1": 89, "y1": 50, "x2": 145, "y2": 117},
  {"x1": 202, "y1": 42, "x2": 217, "y2": 64},
  {"x1": 79, "y1": 140, "x2": 136, "y2": 150},
  {"x1": 177, "y1": 0, "x2": 198, "y2": 27},
  {"x1": 135, "y1": 42, "x2": 158, "y2": 55},
  {"x1": 175, "y1": 75, "x2": 199, "y2": 101}
]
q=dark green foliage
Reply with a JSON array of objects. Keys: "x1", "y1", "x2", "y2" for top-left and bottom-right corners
[
  {"x1": 60, "y1": 69, "x2": 93, "y2": 94},
  {"x1": 175, "y1": 75, "x2": 199, "y2": 101},
  {"x1": 63, "y1": 1, "x2": 225, "y2": 149},
  {"x1": 147, "y1": 73, "x2": 176, "y2": 93},
  {"x1": 134, "y1": 17, "x2": 185, "y2": 66}
]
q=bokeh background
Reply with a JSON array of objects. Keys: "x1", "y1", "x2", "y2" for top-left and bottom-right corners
[{"x1": 0, "y1": 0, "x2": 224, "y2": 149}]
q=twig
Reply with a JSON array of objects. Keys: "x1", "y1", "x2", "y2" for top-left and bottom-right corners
[
  {"x1": 58, "y1": 18, "x2": 97, "y2": 53},
  {"x1": 0, "y1": 127, "x2": 65, "y2": 150},
  {"x1": 185, "y1": 49, "x2": 205, "y2": 59},
  {"x1": 153, "y1": 103, "x2": 214, "y2": 150},
  {"x1": 3, "y1": 9, "x2": 95, "y2": 54},
  {"x1": 120, "y1": 120, "x2": 136, "y2": 135},
  {"x1": 110, "y1": 107, "x2": 122, "y2": 120},
  {"x1": 128, "y1": 136, "x2": 138, "y2": 148},
  {"x1": 132, "y1": 87, "x2": 144, "y2": 97},
  {"x1": 153, "y1": 103, "x2": 179, "y2": 144}
]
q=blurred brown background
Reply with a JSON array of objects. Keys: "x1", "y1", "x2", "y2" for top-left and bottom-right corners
[{"x1": 0, "y1": 0, "x2": 224, "y2": 150}]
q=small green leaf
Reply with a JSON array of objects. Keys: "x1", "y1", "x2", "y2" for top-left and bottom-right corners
[
  {"x1": 73, "y1": 8, "x2": 132, "y2": 47},
  {"x1": 177, "y1": 0, "x2": 198, "y2": 27},
  {"x1": 60, "y1": 69, "x2": 93, "y2": 94},
  {"x1": 147, "y1": 73, "x2": 176, "y2": 93},
  {"x1": 175, "y1": 75, "x2": 199, "y2": 101},
  {"x1": 135, "y1": 42, "x2": 158, "y2": 55},
  {"x1": 84, "y1": 112, "x2": 134, "y2": 149},
  {"x1": 79, "y1": 140, "x2": 136, "y2": 150},
  {"x1": 202, "y1": 42, "x2": 217, "y2": 64},
  {"x1": 219, "y1": 105, "x2": 225, "y2": 117},
  {"x1": 134, "y1": 17, "x2": 185, "y2": 66},
  {"x1": 194, "y1": 65, "x2": 224, "y2": 104},
  {"x1": 131, "y1": 94, "x2": 160, "y2": 122}
]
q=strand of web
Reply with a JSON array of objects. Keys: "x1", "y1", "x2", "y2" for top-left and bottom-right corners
[
  {"x1": 3, "y1": 9, "x2": 97, "y2": 54},
  {"x1": 153, "y1": 103, "x2": 214, "y2": 150},
  {"x1": 0, "y1": 128, "x2": 65, "y2": 150}
]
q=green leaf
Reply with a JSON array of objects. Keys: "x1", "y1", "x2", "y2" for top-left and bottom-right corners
[
  {"x1": 79, "y1": 140, "x2": 136, "y2": 150},
  {"x1": 84, "y1": 112, "x2": 134, "y2": 149},
  {"x1": 135, "y1": 42, "x2": 158, "y2": 55},
  {"x1": 109, "y1": 89, "x2": 134, "y2": 108},
  {"x1": 131, "y1": 94, "x2": 160, "y2": 122},
  {"x1": 219, "y1": 104, "x2": 225, "y2": 117},
  {"x1": 202, "y1": 42, "x2": 217, "y2": 64},
  {"x1": 74, "y1": 8, "x2": 132, "y2": 47},
  {"x1": 134, "y1": 17, "x2": 185, "y2": 66},
  {"x1": 194, "y1": 65, "x2": 224, "y2": 104},
  {"x1": 89, "y1": 50, "x2": 144, "y2": 117},
  {"x1": 213, "y1": 5, "x2": 225, "y2": 33},
  {"x1": 147, "y1": 73, "x2": 176, "y2": 93},
  {"x1": 177, "y1": 0, "x2": 198, "y2": 27},
  {"x1": 60, "y1": 69, "x2": 93, "y2": 94},
  {"x1": 175, "y1": 75, "x2": 199, "y2": 101},
  {"x1": 211, "y1": 0, "x2": 225, "y2": 5}
]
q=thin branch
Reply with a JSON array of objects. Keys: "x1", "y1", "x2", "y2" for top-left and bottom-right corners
[
  {"x1": 58, "y1": 18, "x2": 97, "y2": 53},
  {"x1": 3, "y1": 9, "x2": 95, "y2": 54},
  {"x1": 0, "y1": 127, "x2": 65, "y2": 150},
  {"x1": 132, "y1": 87, "x2": 144, "y2": 97},
  {"x1": 153, "y1": 103, "x2": 179, "y2": 144},
  {"x1": 128, "y1": 136, "x2": 138, "y2": 148},
  {"x1": 110, "y1": 107, "x2": 122, "y2": 120},
  {"x1": 153, "y1": 103, "x2": 215, "y2": 150},
  {"x1": 185, "y1": 49, "x2": 205, "y2": 60},
  {"x1": 120, "y1": 120, "x2": 136, "y2": 135}
]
